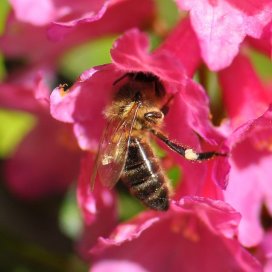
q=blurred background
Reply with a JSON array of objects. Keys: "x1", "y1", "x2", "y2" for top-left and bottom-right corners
[
  {"x1": 0, "y1": 0, "x2": 271, "y2": 271},
  {"x1": 0, "y1": 1, "x2": 180, "y2": 271}
]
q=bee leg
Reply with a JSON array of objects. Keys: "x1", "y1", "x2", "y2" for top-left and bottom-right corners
[
  {"x1": 160, "y1": 95, "x2": 174, "y2": 116},
  {"x1": 151, "y1": 129, "x2": 227, "y2": 161}
]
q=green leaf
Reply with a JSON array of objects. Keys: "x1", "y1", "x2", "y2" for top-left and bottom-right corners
[
  {"x1": 0, "y1": 0, "x2": 9, "y2": 35},
  {"x1": 58, "y1": 35, "x2": 118, "y2": 81},
  {"x1": 117, "y1": 191, "x2": 144, "y2": 221},
  {"x1": 0, "y1": 110, "x2": 36, "y2": 158},
  {"x1": 156, "y1": 0, "x2": 180, "y2": 29},
  {"x1": 249, "y1": 49, "x2": 272, "y2": 82},
  {"x1": 59, "y1": 188, "x2": 82, "y2": 239},
  {"x1": 0, "y1": 53, "x2": 7, "y2": 81},
  {"x1": 167, "y1": 166, "x2": 182, "y2": 188}
]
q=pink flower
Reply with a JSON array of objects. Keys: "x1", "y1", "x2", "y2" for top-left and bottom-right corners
[
  {"x1": 208, "y1": 54, "x2": 272, "y2": 247},
  {"x1": 9, "y1": 0, "x2": 107, "y2": 27},
  {"x1": 0, "y1": 0, "x2": 154, "y2": 69},
  {"x1": 247, "y1": 21, "x2": 272, "y2": 57},
  {"x1": 255, "y1": 231, "x2": 272, "y2": 271},
  {"x1": 50, "y1": 29, "x2": 227, "y2": 190},
  {"x1": 89, "y1": 197, "x2": 262, "y2": 271},
  {"x1": 217, "y1": 104, "x2": 272, "y2": 248},
  {"x1": 76, "y1": 153, "x2": 118, "y2": 259},
  {"x1": 4, "y1": 0, "x2": 155, "y2": 60},
  {"x1": 0, "y1": 70, "x2": 81, "y2": 199},
  {"x1": 49, "y1": 28, "x2": 224, "y2": 149},
  {"x1": 176, "y1": 0, "x2": 272, "y2": 70},
  {"x1": 158, "y1": 17, "x2": 201, "y2": 77},
  {"x1": 219, "y1": 53, "x2": 271, "y2": 127}
]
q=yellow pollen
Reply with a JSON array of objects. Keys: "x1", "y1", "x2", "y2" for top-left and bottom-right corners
[
  {"x1": 59, "y1": 84, "x2": 69, "y2": 97},
  {"x1": 254, "y1": 137, "x2": 272, "y2": 152},
  {"x1": 185, "y1": 149, "x2": 199, "y2": 160},
  {"x1": 182, "y1": 225, "x2": 200, "y2": 242},
  {"x1": 170, "y1": 217, "x2": 200, "y2": 242}
]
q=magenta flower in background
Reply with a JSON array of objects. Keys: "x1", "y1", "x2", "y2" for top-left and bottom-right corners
[
  {"x1": 223, "y1": 105, "x2": 272, "y2": 247},
  {"x1": 213, "y1": 54, "x2": 272, "y2": 248},
  {"x1": 247, "y1": 21, "x2": 272, "y2": 57},
  {"x1": 49, "y1": 28, "x2": 237, "y2": 268},
  {"x1": 256, "y1": 230, "x2": 272, "y2": 271},
  {"x1": 50, "y1": 27, "x2": 227, "y2": 174},
  {"x1": 158, "y1": 17, "x2": 201, "y2": 77},
  {"x1": 90, "y1": 197, "x2": 262, "y2": 272},
  {"x1": 9, "y1": 0, "x2": 154, "y2": 41},
  {"x1": 0, "y1": 0, "x2": 155, "y2": 199},
  {"x1": 175, "y1": 0, "x2": 272, "y2": 70},
  {"x1": 0, "y1": 70, "x2": 81, "y2": 199},
  {"x1": 1, "y1": 0, "x2": 272, "y2": 271},
  {"x1": 1, "y1": 0, "x2": 155, "y2": 67},
  {"x1": 9, "y1": 0, "x2": 107, "y2": 26},
  {"x1": 76, "y1": 153, "x2": 118, "y2": 260},
  {"x1": 219, "y1": 53, "x2": 271, "y2": 127}
]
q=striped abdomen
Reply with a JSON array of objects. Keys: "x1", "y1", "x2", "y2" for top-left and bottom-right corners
[{"x1": 121, "y1": 137, "x2": 169, "y2": 211}]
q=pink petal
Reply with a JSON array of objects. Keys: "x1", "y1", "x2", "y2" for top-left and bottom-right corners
[
  {"x1": 47, "y1": 0, "x2": 155, "y2": 41},
  {"x1": 111, "y1": 28, "x2": 187, "y2": 86},
  {"x1": 2, "y1": 1, "x2": 155, "y2": 65},
  {"x1": 178, "y1": 196, "x2": 240, "y2": 238},
  {"x1": 176, "y1": 0, "x2": 272, "y2": 70},
  {"x1": 256, "y1": 231, "x2": 272, "y2": 271},
  {"x1": 77, "y1": 153, "x2": 118, "y2": 259},
  {"x1": 0, "y1": 69, "x2": 51, "y2": 113},
  {"x1": 92, "y1": 211, "x2": 160, "y2": 254},
  {"x1": 9, "y1": 0, "x2": 57, "y2": 26},
  {"x1": 247, "y1": 21, "x2": 272, "y2": 57},
  {"x1": 90, "y1": 197, "x2": 261, "y2": 272},
  {"x1": 9, "y1": 0, "x2": 108, "y2": 27},
  {"x1": 212, "y1": 155, "x2": 231, "y2": 189},
  {"x1": 163, "y1": 83, "x2": 228, "y2": 191},
  {"x1": 227, "y1": 105, "x2": 272, "y2": 148},
  {"x1": 5, "y1": 118, "x2": 81, "y2": 199},
  {"x1": 92, "y1": 260, "x2": 147, "y2": 272},
  {"x1": 158, "y1": 17, "x2": 201, "y2": 77},
  {"x1": 112, "y1": 29, "x2": 225, "y2": 144},
  {"x1": 219, "y1": 53, "x2": 271, "y2": 127},
  {"x1": 223, "y1": 106, "x2": 272, "y2": 247},
  {"x1": 50, "y1": 64, "x2": 121, "y2": 150}
]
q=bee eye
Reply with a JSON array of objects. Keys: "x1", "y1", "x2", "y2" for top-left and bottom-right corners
[{"x1": 144, "y1": 111, "x2": 163, "y2": 124}]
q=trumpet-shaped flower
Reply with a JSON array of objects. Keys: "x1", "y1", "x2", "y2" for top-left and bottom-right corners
[
  {"x1": 176, "y1": 0, "x2": 272, "y2": 70},
  {"x1": 1, "y1": 0, "x2": 155, "y2": 66},
  {"x1": 0, "y1": 70, "x2": 81, "y2": 199},
  {"x1": 76, "y1": 153, "x2": 118, "y2": 259},
  {"x1": 50, "y1": 29, "x2": 227, "y2": 190},
  {"x1": 90, "y1": 197, "x2": 262, "y2": 272}
]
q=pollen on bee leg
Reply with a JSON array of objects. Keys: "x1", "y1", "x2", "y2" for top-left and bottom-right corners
[{"x1": 185, "y1": 149, "x2": 199, "y2": 160}]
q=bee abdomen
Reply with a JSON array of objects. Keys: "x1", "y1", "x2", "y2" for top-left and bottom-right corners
[{"x1": 122, "y1": 137, "x2": 169, "y2": 211}]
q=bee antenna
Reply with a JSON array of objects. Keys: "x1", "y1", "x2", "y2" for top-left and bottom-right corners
[{"x1": 113, "y1": 73, "x2": 131, "y2": 86}]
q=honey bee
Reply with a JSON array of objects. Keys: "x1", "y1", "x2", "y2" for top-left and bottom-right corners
[{"x1": 91, "y1": 72, "x2": 225, "y2": 211}]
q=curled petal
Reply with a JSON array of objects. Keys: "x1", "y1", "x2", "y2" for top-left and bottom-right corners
[
  {"x1": 176, "y1": 0, "x2": 272, "y2": 70},
  {"x1": 90, "y1": 197, "x2": 261, "y2": 272}
]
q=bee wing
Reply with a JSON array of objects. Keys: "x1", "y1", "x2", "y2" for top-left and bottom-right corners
[{"x1": 91, "y1": 102, "x2": 140, "y2": 190}]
